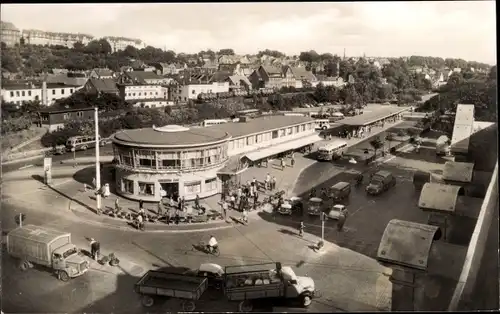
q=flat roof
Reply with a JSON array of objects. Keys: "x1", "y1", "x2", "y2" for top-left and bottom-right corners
[
  {"x1": 209, "y1": 115, "x2": 314, "y2": 138},
  {"x1": 113, "y1": 125, "x2": 231, "y2": 147},
  {"x1": 339, "y1": 107, "x2": 409, "y2": 126}
]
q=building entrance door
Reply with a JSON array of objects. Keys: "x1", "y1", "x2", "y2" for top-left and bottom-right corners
[{"x1": 159, "y1": 182, "x2": 179, "y2": 200}]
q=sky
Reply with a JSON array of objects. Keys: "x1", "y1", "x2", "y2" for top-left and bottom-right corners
[{"x1": 1, "y1": 2, "x2": 496, "y2": 64}]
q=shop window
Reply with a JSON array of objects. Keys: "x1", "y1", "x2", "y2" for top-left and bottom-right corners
[
  {"x1": 256, "y1": 134, "x2": 263, "y2": 143},
  {"x1": 272, "y1": 130, "x2": 279, "y2": 139},
  {"x1": 161, "y1": 159, "x2": 177, "y2": 169},
  {"x1": 122, "y1": 179, "x2": 134, "y2": 194},
  {"x1": 295, "y1": 126, "x2": 300, "y2": 133},
  {"x1": 138, "y1": 182, "x2": 155, "y2": 195},
  {"x1": 280, "y1": 129, "x2": 286, "y2": 137},
  {"x1": 302, "y1": 124, "x2": 306, "y2": 131},
  {"x1": 185, "y1": 181, "x2": 201, "y2": 194},
  {"x1": 205, "y1": 178, "x2": 217, "y2": 191},
  {"x1": 204, "y1": 155, "x2": 212, "y2": 165},
  {"x1": 287, "y1": 127, "x2": 292, "y2": 135},
  {"x1": 121, "y1": 155, "x2": 133, "y2": 166},
  {"x1": 246, "y1": 136, "x2": 254, "y2": 146},
  {"x1": 139, "y1": 158, "x2": 156, "y2": 168}
]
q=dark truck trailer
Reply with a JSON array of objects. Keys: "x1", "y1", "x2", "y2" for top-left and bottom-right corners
[
  {"x1": 223, "y1": 262, "x2": 318, "y2": 312},
  {"x1": 134, "y1": 270, "x2": 208, "y2": 312}
]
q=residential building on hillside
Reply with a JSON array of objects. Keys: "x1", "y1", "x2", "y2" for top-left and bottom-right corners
[
  {"x1": 1, "y1": 21, "x2": 21, "y2": 47},
  {"x1": 45, "y1": 72, "x2": 89, "y2": 87},
  {"x1": 22, "y1": 29, "x2": 94, "y2": 47},
  {"x1": 1, "y1": 81, "x2": 81, "y2": 106},
  {"x1": 118, "y1": 71, "x2": 168, "y2": 85},
  {"x1": 103, "y1": 36, "x2": 145, "y2": 52},
  {"x1": 84, "y1": 78, "x2": 119, "y2": 96},
  {"x1": 172, "y1": 82, "x2": 230, "y2": 102},
  {"x1": 89, "y1": 68, "x2": 115, "y2": 79},
  {"x1": 151, "y1": 62, "x2": 187, "y2": 75},
  {"x1": 313, "y1": 75, "x2": 346, "y2": 88},
  {"x1": 40, "y1": 106, "x2": 95, "y2": 132},
  {"x1": 287, "y1": 66, "x2": 317, "y2": 88},
  {"x1": 117, "y1": 84, "x2": 169, "y2": 102},
  {"x1": 225, "y1": 76, "x2": 252, "y2": 91},
  {"x1": 248, "y1": 65, "x2": 284, "y2": 90}
]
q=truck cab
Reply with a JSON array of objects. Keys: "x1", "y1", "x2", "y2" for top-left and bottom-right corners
[
  {"x1": 51, "y1": 243, "x2": 89, "y2": 281},
  {"x1": 366, "y1": 171, "x2": 396, "y2": 195}
]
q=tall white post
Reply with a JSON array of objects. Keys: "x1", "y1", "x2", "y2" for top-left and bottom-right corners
[
  {"x1": 321, "y1": 219, "x2": 325, "y2": 241},
  {"x1": 95, "y1": 107, "x2": 102, "y2": 211}
]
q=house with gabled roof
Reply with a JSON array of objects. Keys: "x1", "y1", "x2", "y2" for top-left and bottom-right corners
[
  {"x1": 118, "y1": 71, "x2": 167, "y2": 85},
  {"x1": 84, "y1": 78, "x2": 119, "y2": 96},
  {"x1": 226, "y1": 75, "x2": 252, "y2": 91},
  {"x1": 248, "y1": 65, "x2": 284, "y2": 90},
  {"x1": 89, "y1": 68, "x2": 115, "y2": 79}
]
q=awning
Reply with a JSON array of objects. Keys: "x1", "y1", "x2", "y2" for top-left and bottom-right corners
[
  {"x1": 217, "y1": 155, "x2": 248, "y2": 175},
  {"x1": 244, "y1": 134, "x2": 322, "y2": 162},
  {"x1": 418, "y1": 183, "x2": 462, "y2": 214},
  {"x1": 377, "y1": 219, "x2": 440, "y2": 270}
]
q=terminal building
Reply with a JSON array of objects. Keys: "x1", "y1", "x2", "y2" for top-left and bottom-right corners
[{"x1": 111, "y1": 115, "x2": 321, "y2": 201}]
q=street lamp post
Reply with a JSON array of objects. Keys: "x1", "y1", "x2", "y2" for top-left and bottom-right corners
[{"x1": 94, "y1": 107, "x2": 102, "y2": 212}]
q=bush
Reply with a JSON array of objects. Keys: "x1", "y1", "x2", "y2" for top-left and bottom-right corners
[{"x1": 1, "y1": 116, "x2": 32, "y2": 134}]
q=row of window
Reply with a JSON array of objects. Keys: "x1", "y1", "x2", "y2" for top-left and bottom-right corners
[
  {"x1": 126, "y1": 92, "x2": 167, "y2": 97},
  {"x1": 122, "y1": 178, "x2": 217, "y2": 195},
  {"x1": 116, "y1": 147, "x2": 228, "y2": 170},
  {"x1": 228, "y1": 123, "x2": 313, "y2": 150},
  {"x1": 9, "y1": 88, "x2": 74, "y2": 98}
]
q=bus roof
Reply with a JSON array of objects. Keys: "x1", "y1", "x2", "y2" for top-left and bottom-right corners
[{"x1": 318, "y1": 140, "x2": 348, "y2": 151}]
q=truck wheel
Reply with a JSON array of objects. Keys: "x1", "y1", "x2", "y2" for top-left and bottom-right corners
[
  {"x1": 142, "y1": 295, "x2": 154, "y2": 307},
  {"x1": 58, "y1": 271, "x2": 70, "y2": 282},
  {"x1": 182, "y1": 300, "x2": 196, "y2": 312},
  {"x1": 214, "y1": 281, "x2": 222, "y2": 290},
  {"x1": 239, "y1": 300, "x2": 253, "y2": 312},
  {"x1": 301, "y1": 294, "x2": 312, "y2": 307},
  {"x1": 19, "y1": 261, "x2": 29, "y2": 271}
]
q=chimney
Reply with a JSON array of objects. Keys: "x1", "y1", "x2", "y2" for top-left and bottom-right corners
[{"x1": 42, "y1": 81, "x2": 48, "y2": 106}]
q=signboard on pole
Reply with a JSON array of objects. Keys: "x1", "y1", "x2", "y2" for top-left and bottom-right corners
[{"x1": 43, "y1": 157, "x2": 52, "y2": 172}]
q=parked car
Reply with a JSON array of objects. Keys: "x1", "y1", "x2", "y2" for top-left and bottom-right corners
[{"x1": 328, "y1": 204, "x2": 348, "y2": 220}]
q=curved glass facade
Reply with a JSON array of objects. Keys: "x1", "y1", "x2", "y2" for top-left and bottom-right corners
[{"x1": 112, "y1": 142, "x2": 229, "y2": 201}]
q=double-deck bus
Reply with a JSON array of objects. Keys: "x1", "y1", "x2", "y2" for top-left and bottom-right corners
[{"x1": 317, "y1": 140, "x2": 348, "y2": 161}]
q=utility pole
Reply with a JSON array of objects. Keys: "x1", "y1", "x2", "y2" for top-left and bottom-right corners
[{"x1": 94, "y1": 107, "x2": 102, "y2": 212}]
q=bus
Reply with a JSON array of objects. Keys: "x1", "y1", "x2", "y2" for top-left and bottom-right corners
[
  {"x1": 66, "y1": 135, "x2": 103, "y2": 151},
  {"x1": 202, "y1": 119, "x2": 228, "y2": 127},
  {"x1": 313, "y1": 119, "x2": 330, "y2": 130},
  {"x1": 236, "y1": 109, "x2": 260, "y2": 118},
  {"x1": 317, "y1": 140, "x2": 348, "y2": 161}
]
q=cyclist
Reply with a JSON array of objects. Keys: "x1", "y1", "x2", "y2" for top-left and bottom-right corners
[{"x1": 207, "y1": 235, "x2": 218, "y2": 253}]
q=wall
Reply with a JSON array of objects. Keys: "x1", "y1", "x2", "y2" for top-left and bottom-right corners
[
  {"x1": 448, "y1": 162, "x2": 498, "y2": 310},
  {"x1": 174, "y1": 82, "x2": 230, "y2": 101},
  {"x1": 133, "y1": 100, "x2": 175, "y2": 108},
  {"x1": 122, "y1": 85, "x2": 168, "y2": 101},
  {"x1": 2, "y1": 87, "x2": 42, "y2": 104},
  {"x1": 227, "y1": 121, "x2": 316, "y2": 156}
]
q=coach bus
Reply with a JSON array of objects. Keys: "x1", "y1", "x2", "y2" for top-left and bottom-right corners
[{"x1": 317, "y1": 140, "x2": 348, "y2": 161}]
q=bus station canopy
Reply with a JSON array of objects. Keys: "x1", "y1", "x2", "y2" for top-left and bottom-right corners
[
  {"x1": 442, "y1": 161, "x2": 474, "y2": 183},
  {"x1": 377, "y1": 219, "x2": 440, "y2": 271},
  {"x1": 244, "y1": 134, "x2": 321, "y2": 162},
  {"x1": 339, "y1": 108, "x2": 408, "y2": 127},
  {"x1": 418, "y1": 183, "x2": 462, "y2": 214}
]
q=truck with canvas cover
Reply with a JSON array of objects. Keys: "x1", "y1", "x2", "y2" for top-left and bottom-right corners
[
  {"x1": 224, "y1": 262, "x2": 318, "y2": 312},
  {"x1": 134, "y1": 270, "x2": 208, "y2": 311},
  {"x1": 6, "y1": 224, "x2": 89, "y2": 281}
]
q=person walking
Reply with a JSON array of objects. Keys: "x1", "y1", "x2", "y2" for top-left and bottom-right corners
[
  {"x1": 291, "y1": 154, "x2": 295, "y2": 168},
  {"x1": 337, "y1": 212, "x2": 346, "y2": 232},
  {"x1": 168, "y1": 195, "x2": 174, "y2": 209},
  {"x1": 221, "y1": 200, "x2": 228, "y2": 219},
  {"x1": 265, "y1": 173, "x2": 271, "y2": 190},
  {"x1": 271, "y1": 176, "x2": 277, "y2": 190},
  {"x1": 230, "y1": 194, "x2": 236, "y2": 209},
  {"x1": 242, "y1": 208, "x2": 248, "y2": 223},
  {"x1": 194, "y1": 194, "x2": 200, "y2": 210},
  {"x1": 157, "y1": 200, "x2": 164, "y2": 218},
  {"x1": 114, "y1": 198, "x2": 121, "y2": 215},
  {"x1": 139, "y1": 200, "x2": 144, "y2": 212},
  {"x1": 92, "y1": 177, "x2": 96, "y2": 189},
  {"x1": 280, "y1": 158, "x2": 286, "y2": 171},
  {"x1": 89, "y1": 238, "x2": 100, "y2": 261},
  {"x1": 298, "y1": 221, "x2": 305, "y2": 237}
]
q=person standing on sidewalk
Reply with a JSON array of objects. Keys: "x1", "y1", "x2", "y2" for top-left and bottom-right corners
[
  {"x1": 221, "y1": 200, "x2": 228, "y2": 219},
  {"x1": 298, "y1": 221, "x2": 305, "y2": 237},
  {"x1": 265, "y1": 173, "x2": 271, "y2": 190},
  {"x1": 157, "y1": 200, "x2": 164, "y2": 218},
  {"x1": 242, "y1": 208, "x2": 248, "y2": 223},
  {"x1": 194, "y1": 194, "x2": 200, "y2": 210},
  {"x1": 230, "y1": 194, "x2": 236, "y2": 209},
  {"x1": 272, "y1": 176, "x2": 277, "y2": 190},
  {"x1": 92, "y1": 177, "x2": 96, "y2": 189},
  {"x1": 280, "y1": 158, "x2": 286, "y2": 171},
  {"x1": 114, "y1": 198, "x2": 121, "y2": 214},
  {"x1": 89, "y1": 238, "x2": 100, "y2": 260},
  {"x1": 290, "y1": 153, "x2": 295, "y2": 168}
]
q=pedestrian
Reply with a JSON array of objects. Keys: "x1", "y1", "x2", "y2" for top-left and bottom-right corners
[
  {"x1": 83, "y1": 182, "x2": 88, "y2": 192},
  {"x1": 280, "y1": 158, "x2": 286, "y2": 171},
  {"x1": 102, "y1": 183, "x2": 110, "y2": 198},
  {"x1": 139, "y1": 200, "x2": 144, "y2": 212},
  {"x1": 92, "y1": 177, "x2": 96, "y2": 189},
  {"x1": 114, "y1": 198, "x2": 120, "y2": 214},
  {"x1": 166, "y1": 209, "x2": 172, "y2": 225},
  {"x1": 242, "y1": 208, "x2": 248, "y2": 223},
  {"x1": 337, "y1": 213, "x2": 346, "y2": 232},
  {"x1": 238, "y1": 195, "x2": 244, "y2": 212},
  {"x1": 265, "y1": 173, "x2": 271, "y2": 190},
  {"x1": 175, "y1": 209, "x2": 180, "y2": 225},
  {"x1": 168, "y1": 195, "x2": 174, "y2": 209},
  {"x1": 271, "y1": 176, "x2": 277, "y2": 190},
  {"x1": 222, "y1": 200, "x2": 228, "y2": 218},
  {"x1": 237, "y1": 187, "x2": 242, "y2": 200},
  {"x1": 252, "y1": 177, "x2": 257, "y2": 187},
  {"x1": 89, "y1": 238, "x2": 100, "y2": 260},
  {"x1": 177, "y1": 198, "x2": 183, "y2": 212},
  {"x1": 194, "y1": 194, "x2": 200, "y2": 210},
  {"x1": 230, "y1": 194, "x2": 236, "y2": 209},
  {"x1": 291, "y1": 155, "x2": 295, "y2": 168},
  {"x1": 298, "y1": 221, "x2": 305, "y2": 237},
  {"x1": 253, "y1": 191, "x2": 259, "y2": 206},
  {"x1": 157, "y1": 200, "x2": 164, "y2": 218}
]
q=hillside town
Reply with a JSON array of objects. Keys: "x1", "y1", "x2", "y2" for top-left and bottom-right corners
[{"x1": 1, "y1": 3, "x2": 498, "y2": 314}]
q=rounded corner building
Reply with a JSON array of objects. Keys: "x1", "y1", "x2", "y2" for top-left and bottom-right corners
[{"x1": 111, "y1": 115, "x2": 320, "y2": 201}]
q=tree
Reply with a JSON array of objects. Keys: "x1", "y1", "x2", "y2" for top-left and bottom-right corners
[
  {"x1": 124, "y1": 45, "x2": 139, "y2": 58},
  {"x1": 447, "y1": 72, "x2": 464, "y2": 87},
  {"x1": 73, "y1": 41, "x2": 85, "y2": 51},
  {"x1": 369, "y1": 137, "x2": 384, "y2": 157},
  {"x1": 1, "y1": 51, "x2": 21, "y2": 72},
  {"x1": 218, "y1": 49, "x2": 235, "y2": 55},
  {"x1": 299, "y1": 50, "x2": 320, "y2": 63}
]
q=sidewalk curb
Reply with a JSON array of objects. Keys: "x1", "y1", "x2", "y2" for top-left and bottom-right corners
[{"x1": 68, "y1": 199, "x2": 235, "y2": 234}]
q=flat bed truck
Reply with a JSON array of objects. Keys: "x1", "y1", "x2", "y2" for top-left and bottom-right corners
[
  {"x1": 134, "y1": 270, "x2": 208, "y2": 311},
  {"x1": 224, "y1": 262, "x2": 319, "y2": 312}
]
